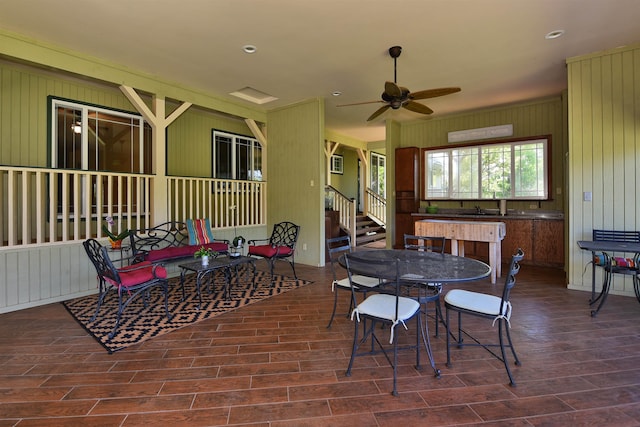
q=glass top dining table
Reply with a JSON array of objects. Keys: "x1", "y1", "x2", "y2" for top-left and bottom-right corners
[{"x1": 340, "y1": 249, "x2": 492, "y2": 283}]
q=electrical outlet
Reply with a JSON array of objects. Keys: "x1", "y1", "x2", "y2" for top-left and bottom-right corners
[
  {"x1": 302, "y1": 243, "x2": 307, "y2": 251},
  {"x1": 529, "y1": 204, "x2": 537, "y2": 209}
]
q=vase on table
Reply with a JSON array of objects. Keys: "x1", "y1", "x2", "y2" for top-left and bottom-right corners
[
  {"x1": 109, "y1": 238, "x2": 123, "y2": 249},
  {"x1": 201, "y1": 255, "x2": 209, "y2": 266}
]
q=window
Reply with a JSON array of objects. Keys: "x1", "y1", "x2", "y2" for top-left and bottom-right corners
[
  {"x1": 370, "y1": 152, "x2": 386, "y2": 197},
  {"x1": 50, "y1": 97, "x2": 152, "y2": 173},
  {"x1": 424, "y1": 136, "x2": 550, "y2": 200},
  {"x1": 49, "y1": 97, "x2": 152, "y2": 215},
  {"x1": 212, "y1": 130, "x2": 262, "y2": 180},
  {"x1": 330, "y1": 154, "x2": 343, "y2": 174}
]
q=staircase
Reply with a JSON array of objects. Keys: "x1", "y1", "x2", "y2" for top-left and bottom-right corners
[{"x1": 354, "y1": 214, "x2": 386, "y2": 246}]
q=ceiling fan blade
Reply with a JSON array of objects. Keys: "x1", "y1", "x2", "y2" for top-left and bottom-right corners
[
  {"x1": 336, "y1": 100, "x2": 385, "y2": 107},
  {"x1": 367, "y1": 105, "x2": 391, "y2": 121},
  {"x1": 336, "y1": 100, "x2": 384, "y2": 107},
  {"x1": 403, "y1": 101, "x2": 434, "y2": 115},
  {"x1": 410, "y1": 87, "x2": 461, "y2": 100},
  {"x1": 384, "y1": 81, "x2": 402, "y2": 98}
]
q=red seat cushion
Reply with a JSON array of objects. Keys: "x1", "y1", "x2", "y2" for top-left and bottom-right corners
[
  {"x1": 144, "y1": 242, "x2": 228, "y2": 262},
  {"x1": 105, "y1": 261, "x2": 168, "y2": 288},
  {"x1": 248, "y1": 245, "x2": 293, "y2": 258}
]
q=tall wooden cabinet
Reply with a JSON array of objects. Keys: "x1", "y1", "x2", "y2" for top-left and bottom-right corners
[{"x1": 395, "y1": 147, "x2": 419, "y2": 248}]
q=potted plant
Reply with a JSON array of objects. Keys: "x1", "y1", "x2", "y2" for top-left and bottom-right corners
[
  {"x1": 231, "y1": 235, "x2": 245, "y2": 257},
  {"x1": 194, "y1": 246, "x2": 216, "y2": 266},
  {"x1": 102, "y1": 215, "x2": 130, "y2": 248}
]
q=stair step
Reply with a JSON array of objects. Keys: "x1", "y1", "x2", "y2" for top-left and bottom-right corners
[{"x1": 357, "y1": 232, "x2": 386, "y2": 245}]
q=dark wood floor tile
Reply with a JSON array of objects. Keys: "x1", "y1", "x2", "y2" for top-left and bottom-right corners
[
  {"x1": 580, "y1": 368, "x2": 640, "y2": 388},
  {"x1": 65, "y1": 381, "x2": 164, "y2": 400},
  {"x1": 86, "y1": 349, "x2": 168, "y2": 362},
  {"x1": 251, "y1": 371, "x2": 338, "y2": 388},
  {"x1": 131, "y1": 366, "x2": 220, "y2": 382},
  {"x1": 90, "y1": 394, "x2": 194, "y2": 415},
  {"x1": 238, "y1": 341, "x2": 310, "y2": 354},
  {"x1": 527, "y1": 407, "x2": 639, "y2": 427},
  {"x1": 122, "y1": 407, "x2": 230, "y2": 427},
  {"x1": 618, "y1": 402, "x2": 640, "y2": 423},
  {"x1": 374, "y1": 405, "x2": 483, "y2": 426},
  {"x1": 218, "y1": 360, "x2": 300, "y2": 377},
  {"x1": 12, "y1": 415, "x2": 126, "y2": 427},
  {"x1": 209, "y1": 335, "x2": 279, "y2": 346},
  {"x1": 0, "y1": 386, "x2": 70, "y2": 403},
  {"x1": 269, "y1": 348, "x2": 346, "y2": 362},
  {"x1": 111, "y1": 357, "x2": 194, "y2": 372},
  {"x1": 420, "y1": 384, "x2": 516, "y2": 406},
  {"x1": 191, "y1": 352, "x2": 270, "y2": 367},
  {"x1": 558, "y1": 384, "x2": 640, "y2": 410},
  {"x1": 163, "y1": 344, "x2": 240, "y2": 358},
  {"x1": 509, "y1": 375, "x2": 596, "y2": 397},
  {"x1": 193, "y1": 386, "x2": 289, "y2": 408},
  {"x1": 470, "y1": 396, "x2": 575, "y2": 421},
  {"x1": 160, "y1": 376, "x2": 252, "y2": 394},
  {"x1": 271, "y1": 413, "x2": 379, "y2": 427},
  {"x1": 328, "y1": 392, "x2": 427, "y2": 415},
  {"x1": 289, "y1": 380, "x2": 381, "y2": 401},
  {"x1": 228, "y1": 400, "x2": 331, "y2": 424},
  {"x1": 43, "y1": 371, "x2": 136, "y2": 387},
  {"x1": 0, "y1": 400, "x2": 96, "y2": 418}
]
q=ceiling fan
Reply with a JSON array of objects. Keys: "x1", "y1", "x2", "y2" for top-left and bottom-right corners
[{"x1": 337, "y1": 46, "x2": 461, "y2": 121}]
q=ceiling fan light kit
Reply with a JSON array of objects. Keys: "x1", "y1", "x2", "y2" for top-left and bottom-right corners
[{"x1": 337, "y1": 45, "x2": 461, "y2": 121}]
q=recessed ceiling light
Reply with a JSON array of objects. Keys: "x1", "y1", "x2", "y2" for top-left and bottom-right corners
[
  {"x1": 545, "y1": 30, "x2": 565, "y2": 40},
  {"x1": 332, "y1": 91, "x2": 342, "y2": 97},
  {"x1": 242, "y1": 44, "x2": 257, "y2": 54}
]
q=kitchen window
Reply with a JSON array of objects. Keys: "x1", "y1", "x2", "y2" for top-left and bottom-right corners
[{"x1": 424, "y1": 135, "x2": 550, "y2": 200}]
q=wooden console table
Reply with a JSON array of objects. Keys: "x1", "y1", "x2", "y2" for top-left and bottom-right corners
[{"x1": 415, "y1": 219, "x2": 506, "y2": 284}]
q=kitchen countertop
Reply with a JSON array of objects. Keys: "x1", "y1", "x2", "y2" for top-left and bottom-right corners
[{"x1": 412, "y1": 210, "x2": 564, "y2": 220}]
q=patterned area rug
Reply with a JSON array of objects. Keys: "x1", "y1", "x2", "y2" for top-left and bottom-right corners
[{"x1": 63, "y1": 269, "x2": 311, "y2": 353}]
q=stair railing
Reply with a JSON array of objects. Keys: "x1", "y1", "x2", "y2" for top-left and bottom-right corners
[
  {"x1": 365, "y1": 187, "x2": 386, "y2": 227},
  {"x1": 325, "y1": 186, "x2": 357, "y2": 246}
]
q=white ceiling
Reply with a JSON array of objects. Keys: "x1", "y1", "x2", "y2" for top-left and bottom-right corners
[{"x1": 1, "y1": 0, "x2": 639, "y2": 142}]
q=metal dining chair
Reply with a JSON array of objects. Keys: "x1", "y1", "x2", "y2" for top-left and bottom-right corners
[
  {"x1": 344, "y1": 252, "x2": 440, "y2": 396},
  {"x1": 444, "y1": 248, "x2": 525, "y2": 386},
  {"x1": 325, "y1": 235, "x2": 382, "y2": 328},
  {"x1": 403, "y1": 234, "x2": 446, "y2": 337}
]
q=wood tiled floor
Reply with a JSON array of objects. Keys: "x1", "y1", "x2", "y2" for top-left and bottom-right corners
[{"x1": 2, "y1": 258, "x2": 640, "y2": 426}]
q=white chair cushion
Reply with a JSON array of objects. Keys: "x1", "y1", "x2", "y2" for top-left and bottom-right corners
[
  {"x1": 334, "y1": 275, "x2": 380, "y2": 289},
  {"x1": 354, "y1": 294, "x2": 420, "y2": 322},
  {"x1": 444, "y1": 289, "x2": 504, "y2": 316},
  {"x1": 352, "y1": 294, "x2": 420, "y2": 343}
]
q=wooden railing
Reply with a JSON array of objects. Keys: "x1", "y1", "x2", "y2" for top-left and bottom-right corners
[
  {"x1": 0, "y1": 165, "x2": 266, "y2": 248},
  {"x1": 365, "y1": 187, "x2": 386, "y2": 227},
  {"x1": 325, "y1": 186, "x2": 356, "y2": 246}
]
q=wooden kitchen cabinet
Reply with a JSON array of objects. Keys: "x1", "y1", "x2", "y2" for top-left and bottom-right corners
[
  {"x1": 395, "y1": 147, "x2": 420, "y2": 248},
  {"x1": 500, "y1": 218, "x2": 533, "y2": 264},
  {"x1": 532, "y1": 219, "x2": 564, "y2": 267},
  {"x1": 411, "y1": 215, "x2": 563, "y2": 268}
]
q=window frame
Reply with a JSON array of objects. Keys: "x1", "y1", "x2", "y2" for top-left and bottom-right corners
[
  {"x1": 211, "y1": 129, "x2": 263, "y2": 181},
  {"x1": 370, "y1": 151, "x2": 386, "y2": 198},
  {"x1": 421, "y1": 135, "x2": 551, "y2": 201},
  {"x1": 330, "y1": 154, "x2": 344, "y2": 175},
  {"x1": 48, "y1": 96, "x2": 152, "y2": 218},
  {"x1": 48, "y1": 96, "x2": 150, "y2": 173}
]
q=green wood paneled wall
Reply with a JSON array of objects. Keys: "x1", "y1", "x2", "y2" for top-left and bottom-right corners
[
  {"x1": 567, "y1": 43, "x2": 640, "y2": 297},
  {"x1": 167, "y1": 107, "x2": 252, "y2": 177},
  {"x1": 267, "y1": 99, "x2": 325, "y2": 266},
  {"x1": 0, "y1": 61, "x2": 137, "y2": 167}
]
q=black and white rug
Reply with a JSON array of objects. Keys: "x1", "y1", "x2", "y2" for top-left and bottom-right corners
[{"x1": 63, "y1": 270, "x2": 311, "y2": 353}]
